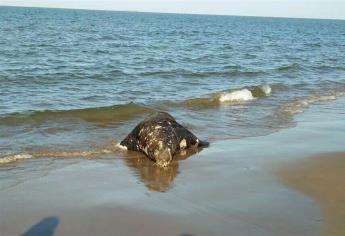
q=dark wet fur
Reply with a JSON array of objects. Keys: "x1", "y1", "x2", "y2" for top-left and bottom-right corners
[{"x1": 120, "y1": 112, "x2": 209, "y2": 164}]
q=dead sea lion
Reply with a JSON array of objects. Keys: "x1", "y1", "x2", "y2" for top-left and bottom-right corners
[{"x1": 119, "y1": 112, "x2": 209, "y2": 167}]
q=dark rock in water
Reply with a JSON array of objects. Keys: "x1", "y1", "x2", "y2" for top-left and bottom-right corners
[{"x1": 120, "y1": 112, "x2": 209, "y2": 167}]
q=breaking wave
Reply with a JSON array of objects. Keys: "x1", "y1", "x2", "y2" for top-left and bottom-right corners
[
  {"x1": 0, "y1": 147, "x2": 124, "y2": 164},
  {"x1": 0, "y1": 153, "x2": 33, "y2": 164},
  {"x1": 273, "y1": 90, "x2": 345, "y2": 122},
  {"x1": 219, "y1": 84, "x2": 272, "y2": 103},
  {"x1": 0, "y1": 85, "x2": 272, "y2": 125},
  {"x1": 219, "y1": 89, "x2": 254, "y2": 102},
  {"x1": 180, "y1": 84, "x2": 272, "y2": 108},
  {"x1": 2, "y1": 82, "x2": 345, "y2": 166}
]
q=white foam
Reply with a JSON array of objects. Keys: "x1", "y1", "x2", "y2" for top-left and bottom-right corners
[
  {"x1": 261, "y1": 85, "x2": 272, "y2": 95},
  {"x1": 281, "y1": 94, "x2": 338, "y2": 116},
  {"x1": 115, "y1": 143, "x2": 128, "y2": 151},
  {"x1": 219, "y1": 89, "x2": 254, "y2": 103},
  {"x1": 0, "y1": 153, "x2": 33, "y2": 164}
]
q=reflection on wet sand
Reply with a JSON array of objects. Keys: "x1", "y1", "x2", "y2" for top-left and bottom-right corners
[{"x1": 124, "y1": 148, "x2": 205, "y2": 192}]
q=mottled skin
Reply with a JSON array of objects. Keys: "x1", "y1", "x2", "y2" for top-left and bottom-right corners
[{"x1": 120, "y1": 112, "x2": 209, "y2": 166}]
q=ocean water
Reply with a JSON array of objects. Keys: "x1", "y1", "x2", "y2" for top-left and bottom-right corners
[{"x1": 0, "y1": 6, "x2": 345, "y2": 163}]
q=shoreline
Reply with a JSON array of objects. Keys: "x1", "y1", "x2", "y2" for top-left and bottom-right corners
[
  {"x1": 1, "y1": 7, "x2": 345, "y2": 236},
  {"x1": 0, "y1": 98, "x2": 345, "y2": 235}
]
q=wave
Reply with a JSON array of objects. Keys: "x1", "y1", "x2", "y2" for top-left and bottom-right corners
[
  {"x1": 217, "y1": 85, "x2": 272, "y2": 103},
  {"x1": 305, "y1": 42, "x2": 321, "y2": 47},
  {"x1": 0, "y1": 145, "x2": 128, "y2": 164},
  {"x1": 218, "y1": 84, "x2": 272, "y2": 102},
  {"x1": 276, "y1": 63, "x2": 301, "y2": 71},
  {"x1": 0, "y1": 102, "x2": 153, "y2": 126},
  {"x1": 31, "y1": 148, "x2": 118, "y2": 158},
  {"x1": 2, "y1": 83, "x2": 345, "y2": 165},
  {"x1": 219, "y1": 89, "x2": 254, "y2": 102},
  {"x1": 274, "y1": 90, "x2": 345, "y2": 120},
  {"x1": 312, "y1": 65, "x2": 345, "y2": 71},
  {"x1": 0, "y1": 85, "x2": 272, "y2": 126},
  {"x1": 277, "y1": 63, "x2": 345, "y2": 72},
  {"x1": 0, "y1": 153, "x2": 33, "y2": 164},
  {"x1": 138, "y1": 69, "x2": 265, "y2": 78},
  {"x1": 180, "y1": 84, "x2": 272, "y2": 108}
]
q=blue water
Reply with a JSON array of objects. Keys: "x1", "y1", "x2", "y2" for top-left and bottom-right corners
[{"x1": 0, "y1": 6, "x2": 345, "y2": 159}]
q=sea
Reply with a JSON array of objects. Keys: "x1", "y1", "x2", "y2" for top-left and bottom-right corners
[{"x1": 0, "y1": 6, "x2": 345, "y2": 164}]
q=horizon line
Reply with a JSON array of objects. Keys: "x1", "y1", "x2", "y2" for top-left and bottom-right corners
[{"x1": 1, "y1": 4, "x2": 344, "y2": 21}]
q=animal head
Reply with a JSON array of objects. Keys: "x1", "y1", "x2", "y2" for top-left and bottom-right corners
[{"x1": 152, "y1": 141, "x2": 173, "y2": 167}]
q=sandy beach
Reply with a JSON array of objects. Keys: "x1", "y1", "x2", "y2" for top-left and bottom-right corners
[
  {"x1": 274, "y1": 152, "x2": 345, "y2": 236},
  {"x1": 0, "y1": 98, "x2": 344, "y2": 236},
  {"x1": 1, "y1": 6, "x2": 345, "y2": 236}
]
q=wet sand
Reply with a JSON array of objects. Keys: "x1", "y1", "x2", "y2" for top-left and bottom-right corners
[
  {"x1": 0, "y1": 154, "x2": 321, "y2": 236},
  {"x1": 0, "y1": 139, "x2": 324, "y2": 236},
  {"x1": 0, "y1": 98, "x2": 345, "y2": 236},
  {"x1": 274, "y1": 152, "x2": 345, "y2": 236}
]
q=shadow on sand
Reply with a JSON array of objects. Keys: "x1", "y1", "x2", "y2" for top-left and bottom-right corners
[
  {"x1": 21, "y1": 217, "x2": 59, "y2": 236},
  {"x1": 124, "y1": 147, "x2": 206, "y2": 192}
]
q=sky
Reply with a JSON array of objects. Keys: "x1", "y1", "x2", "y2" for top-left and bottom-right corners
[{"x1": 1, "y1": 0, "x2": 345, "y2": 20}]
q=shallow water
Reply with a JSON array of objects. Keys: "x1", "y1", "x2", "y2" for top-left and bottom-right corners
[
  {"x1": 1, "y1": 97, "x2": 344, "y2": 236},
  {"x1": 0, "y1": 6, "x2": 345, "y2": 162}
]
